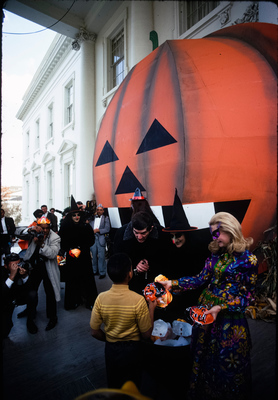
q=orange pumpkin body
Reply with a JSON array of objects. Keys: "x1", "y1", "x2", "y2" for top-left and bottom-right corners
[{"x1": 93, "y1": 23, "x2": 277, "y2": 247}]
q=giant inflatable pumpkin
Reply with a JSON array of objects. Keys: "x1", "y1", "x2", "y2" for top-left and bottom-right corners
[{"x1": 93, "y1": 23, "x2": 277, "y2": 247}]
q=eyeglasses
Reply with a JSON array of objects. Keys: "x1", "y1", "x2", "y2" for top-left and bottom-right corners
[
  {"x1": 72, "y1": 213, "x2": 80, "y2": 217},
  {"x1": 210, "y1": 223, "x2": 221, "y2": 240},
  {"x1": 170, "y1": 233, "x2": 183, "y2": 239}
]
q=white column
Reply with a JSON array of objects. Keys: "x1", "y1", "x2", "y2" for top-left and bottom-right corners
[
  {"x1": 77, "y1": 38, "x2": 96, "y2": 204},
  {"x1": 129, "y1": 0, "x2": 154, "y2": 67}
]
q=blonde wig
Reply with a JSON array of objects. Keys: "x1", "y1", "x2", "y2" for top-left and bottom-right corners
[{"x1": 208, "y1": 212, "x2": 253, "y2": 254}]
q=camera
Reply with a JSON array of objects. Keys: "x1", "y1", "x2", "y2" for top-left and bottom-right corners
[
  {"x1": 29, "y1": 230, "x2": 45, "y2": 241},
  {"x1": 18, "y1": 260, "x2": 30, "y2": 272},
  {"x1": 85, "y1": 200, "x2": 97, "y2": 219}
]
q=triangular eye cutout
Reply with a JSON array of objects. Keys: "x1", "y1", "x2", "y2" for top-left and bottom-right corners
[
  {"x1": 136, "y1": 119, "x2": 177, "y2": 154},
  {"x1": 95, "y1": 140, "x2": 119, "y2": 166},
  {"x1": 115, "y1": 166, "x2": 146, "y2": 195}
]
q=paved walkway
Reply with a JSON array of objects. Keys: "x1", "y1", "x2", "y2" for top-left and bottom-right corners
[{"x1": 2, "y1": 274, "x2": 277, "y2": 400}]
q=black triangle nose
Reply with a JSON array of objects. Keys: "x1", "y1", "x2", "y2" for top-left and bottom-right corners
[{"x1": 115, "y1": 166, "x2": 146, "y2": 195}]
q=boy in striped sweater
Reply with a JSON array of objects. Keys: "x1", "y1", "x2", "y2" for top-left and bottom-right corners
[{"x1": 90, "y1": 252, "x2": 156, "y2": 389}]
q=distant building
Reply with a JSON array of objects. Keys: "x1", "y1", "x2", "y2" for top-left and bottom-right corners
[{"x1": 6, "y1": 1, "x2": 277, "y2": 225}]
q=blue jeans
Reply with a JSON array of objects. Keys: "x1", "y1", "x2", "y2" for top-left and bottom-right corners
[{"x1": 90, "y1": 235, "x2": 106, "y2": 275}]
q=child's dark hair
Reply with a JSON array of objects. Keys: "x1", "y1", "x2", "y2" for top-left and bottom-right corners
[
  {"x1": 107, "y1": 253, "x2": 132, "y2": 283},
  {"x1": 131, "y1": 211, "x2": 153, "y2": 231}
]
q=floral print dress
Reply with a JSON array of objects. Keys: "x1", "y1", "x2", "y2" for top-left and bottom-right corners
[{"x1": 177, "y1": 250, "x2": 258, "y2": 400}]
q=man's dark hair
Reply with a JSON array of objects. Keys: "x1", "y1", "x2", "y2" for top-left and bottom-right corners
[
  {"x1": 33, "y1": 209, "x2": 44, "y2": 218},
  {"x1": 131, "y1": 211, "x2": 153, "y2": 231},
  {"x1": 107, "y1": 253, "x2": 132, "y2": 283},
  {"x1": 41, "y1": 204, "x2": 47, "y2": 208},
  {"x1": 76, "y1": 201, "x2": 83, "y2": 205}
]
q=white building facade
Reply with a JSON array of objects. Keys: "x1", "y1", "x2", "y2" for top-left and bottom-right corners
[{"x1": 11, "y1": 1, "x2": 277, "y2": 225}]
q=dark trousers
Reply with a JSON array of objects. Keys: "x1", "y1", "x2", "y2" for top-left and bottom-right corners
[
  {"x1": 26, "y1": 263, "x2": 56, "y2": 320},
  {"x1": 1, "y1": 234, "x2": 11, "y2": 257},
  {"x1": 105, "y1": 340, "x2": 142, "y2": 389}
]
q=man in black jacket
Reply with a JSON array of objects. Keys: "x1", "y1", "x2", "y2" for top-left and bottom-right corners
[
  {"x1": 41, "y1": 205, "x2": 58, "y2": 232},
  {"x1": 2, "y1": 253, "x2": 30, "y2": 340},
  {"x1": 113, "y1": 211, "x2": 172, "y2": 294},
  {"x1": 1, "y1": 208, "x2": 16, "y2": 259}
]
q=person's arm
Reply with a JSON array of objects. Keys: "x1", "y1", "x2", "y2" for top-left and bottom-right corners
[
  {"x1": 90, "y1": 297, "x2": 106, "y2": 341},
  {"x1": 99, "y1": 216, "x2": 110, "y2": 235},
  {"x1": 147, "y1": 298, "x2": 157, "y2": 326},
  {"x1": 158, "y1": 256, "x2": 213, "y2": 292},
  {"x1": 140, "y1": 299, "x2": 157, "y2": 340},
  {"x1": 91, "y1": 328, "x2": 106, "y2": 341},
  {"x1": 204, "y1": 305, "x2": 221, "y2": 320},
  {"x1": 141, "y1": 327, "x2": 152, "y2": 340},
  {"x1": 39, "y1": 234, "x2": 61, "y2": 260},
  {"x1": 137, "y1": 297, "x2": 156, "y2": 340}
]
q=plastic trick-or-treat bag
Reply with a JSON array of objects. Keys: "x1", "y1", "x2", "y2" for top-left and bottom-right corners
[
  {"x1": 185, "y1": 305, "x2": 215, "y2": 326},
  {"x1": 151, "y1": 319, "x2": 192, "y2": 346},
  {"x1": 151, "y1": 319, "x2": 174, "y2": 342},
  {"x1": 143, "y1": 276, "x2": 172, "y2": 308},
  {"x1": 172, "y1": 319, "x2": 192, "y2": 337}
]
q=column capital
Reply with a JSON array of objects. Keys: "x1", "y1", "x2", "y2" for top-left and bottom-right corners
[{"x1": 72, "y1": 27, "x2": 97, "y2": 51}]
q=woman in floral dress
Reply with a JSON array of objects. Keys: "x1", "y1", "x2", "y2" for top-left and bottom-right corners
[{"x1": 159, "y1": 212, "x2": 258, "y2": 400}]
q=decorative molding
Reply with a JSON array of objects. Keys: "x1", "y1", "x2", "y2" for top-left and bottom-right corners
[
  {"x1": 23, "y1": 167, "x2": 30, "y2": 176},
  {"x1": 57, "y1": 139, "x2": 77, "y2": 155},
  {"x1": 218, "y1": 4, "x2": 232, "y2": 26},
  {"x1": 42, "y1": 151, "x2": 55, "y2": 164},
  {"x1": 45, "y1": 137, "x2": 54, "y2": 149},
  {"x1": 102, "y1": 97, "x2": 107, "y2": 108},
  {"x1": 179, "y1": 2, "x2": 231, "y2": 39},
  {"x1": 57, "y1": 139, "x2": 77, "y2": 168},
  {"x1": 72, "y1": 27, "x2": 97, "y2": 51},
  {"x1": 233, "y1": 2, "x2": 258, "y2": 25},
  {"x1": 31, "y1": 161, "x2": 41, "y2": 172},
  {"x1": 16, "y1": 35, "x2": 72, "y2": 121}
]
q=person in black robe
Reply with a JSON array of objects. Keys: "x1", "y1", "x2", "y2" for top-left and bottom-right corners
[
  {"x1": 156, "y1": 189, "x2": 210, "y2": 323},
  {"x1": 140, "y1": 189, "x2": 210, "y2": 400},
  {"x1": 59, "y1": 195, "x2": 97, "y2": 310}
]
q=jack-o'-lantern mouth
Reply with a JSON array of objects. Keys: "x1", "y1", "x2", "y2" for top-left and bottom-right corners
[{"x1": 106, "y1": 199, "x2": 251, "y2": 232}]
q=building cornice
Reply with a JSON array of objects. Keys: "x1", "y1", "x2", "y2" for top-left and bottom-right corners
[{"x1": 16, "y1": 34, "x2": 72, "y2": 121}]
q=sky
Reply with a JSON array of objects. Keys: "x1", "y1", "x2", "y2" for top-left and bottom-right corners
[{"x1": 1, "y1": 10, "x2": 57, "y2": 187}]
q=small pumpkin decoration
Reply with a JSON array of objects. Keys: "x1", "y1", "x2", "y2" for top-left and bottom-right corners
[
  {"x1": 69, "y1": 248, "x2": 81, "y2": 258},
  {"x1": 186, "y1": 306, "x2": 214, "y2": 326},
  {"x1": 93, "y1": 23, "x2": 277, "y2": 247},
  {"x1": 144, "y1": 281, "x2": 172, "y2": 308}
]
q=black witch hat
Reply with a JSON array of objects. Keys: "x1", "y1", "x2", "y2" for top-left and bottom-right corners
[
  {"x1": 68, "y1": 195, "x2": 82, "y2": 214},
  {"x1": 163, "y1": 189, "x2": 198, "y2": 232}
]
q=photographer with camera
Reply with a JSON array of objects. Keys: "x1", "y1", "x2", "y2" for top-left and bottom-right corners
[
  {"x1": 21, "y1": 216, "x2": 61, "y2": 334},
  {"x1": 2, "y1": 253, "x2": 30, "y2": 340}
]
